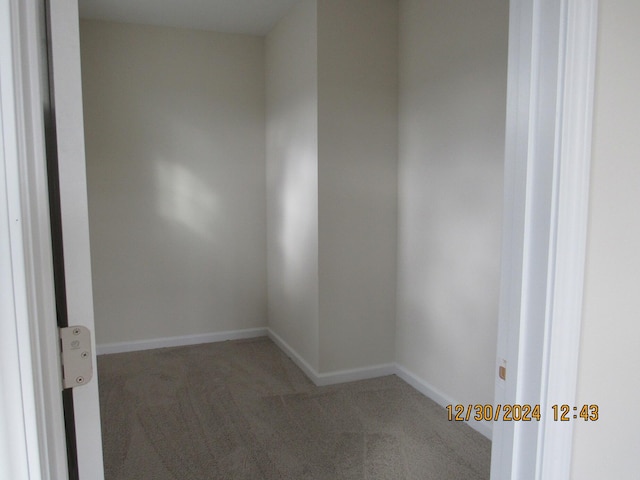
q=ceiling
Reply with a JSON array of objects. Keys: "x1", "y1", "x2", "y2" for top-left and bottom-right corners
[{"x1": 78, "y1": 0, "x2": 301, "y2": 35}]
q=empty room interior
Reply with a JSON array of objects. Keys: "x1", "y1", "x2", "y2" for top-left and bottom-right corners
[{"x1": 78, "y1": 0, "x2": 508, "y2": 478}]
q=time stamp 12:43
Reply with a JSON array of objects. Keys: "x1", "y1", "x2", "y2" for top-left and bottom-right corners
[{"x1": 446, "y1": 404, "x2": 599, "y2": 422}]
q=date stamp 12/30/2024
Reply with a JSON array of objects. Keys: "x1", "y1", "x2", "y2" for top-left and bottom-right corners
[{"x1": 446, "y1": 404, "x2": 599, "y2": 422}]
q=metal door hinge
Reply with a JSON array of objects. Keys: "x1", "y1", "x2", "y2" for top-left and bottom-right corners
[{"x1": 59, "y1": 326, "x2": 93, "y2": 389}]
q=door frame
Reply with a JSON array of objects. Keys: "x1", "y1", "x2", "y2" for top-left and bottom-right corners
[
  {"x1": 1, "y1": 0, "x2": 103, "y2": 479},
  {"x1": 490, "y1": 0, "x2": 598, "y2": 479},
  {"x1": 0, "y1": 0, "x2": 598, "y2": 479},
  {"x1": 1, "y1": 0, "x2": 69, "y2": 478}
]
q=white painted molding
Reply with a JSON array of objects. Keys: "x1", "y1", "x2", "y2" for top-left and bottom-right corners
[
  {"x1": 267, "y1": 329, "x2": 395, "y2": 386},
  {"x1": 396, "y1": 365, "x2": 493, "y2": 440},
  {"x1": 0, "y1": 3, "x2": 42, "y2": 476},
  {"x1": 537, "y1": 1, "x2": 598, "y2": 478},
  {"x1": 491, "y1": 1, "x2": 599, "y2": 479},
  {"x1": 100, "y1": 327, "x2": 490, "y2": 443},
  {"x1": 268, "y1": 329, "x2": 489, "y2": 438},
  {"x1": 97, "y1": 327, "x2": 268, "y2": 355},
  {"x1": 395, "y1": 365, "x2": 452, "y2": 408},
  {"x1": 1, "y1": 0, "x2": 69, "y2": 479},
  {"x1": 266, "y1": 329, "x2": 319, "y2": 382},
  {"x1": 491, "y1": 0, "x2": 536, "y2": 474},
  {"x1": 315, "y1": 363, "x2": 397, "y2": 387},
  {"x1": 99, "y1": 326, "x2": 490, "y2": 440}
]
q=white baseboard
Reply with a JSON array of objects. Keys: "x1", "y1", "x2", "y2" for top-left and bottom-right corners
[
  {"x1": 96, "y1": 327, "x2": 268, "y2": 355},
  {"x1": 315, "y1": 363, "x2": 397, "y2": 387},
  {"x1": 266, "y1": 328, "x2": 319, "y2": 382},
  {"x1": 97, "y1": 327, "x2": 492, "y2": 440},
  {"x1": 395, "y1": 364, "x2": 453, "y2": 406},
  {"x1": 395, "y1": 364, "x2": 493, "y2": 440},
  {"x1": 266, "y1": 328, "x2": 395, "y2": 386},
  {"x1": 267, "y1": 329, "x2": 489, "y2": 438}
]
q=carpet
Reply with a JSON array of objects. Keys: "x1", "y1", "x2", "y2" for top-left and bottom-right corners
[{"x1": 98, "y1": 337, "x2": 490, "y2": 479}]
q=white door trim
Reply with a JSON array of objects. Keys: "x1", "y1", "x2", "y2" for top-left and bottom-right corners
[
  {"x1": 491, "y1": 1, "x2": 598, "y2": 479},
  {"x1": 0, "y1": 0, "x2": 69, "y2": 479},
  {"x1": 536, "y1": 1, "x2": 598, "y2": 477}
]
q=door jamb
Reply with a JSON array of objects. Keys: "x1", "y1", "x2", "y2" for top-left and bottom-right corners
[
  {"x1": 0, "y1": 0, "x2": 69, "y2": 478},
  {"x1": 491, "y1": 1, "x2": 598, "y2": 479}
]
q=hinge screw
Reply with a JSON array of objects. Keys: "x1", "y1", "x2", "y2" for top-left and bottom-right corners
[
  {"x1": 75, "y1": 376, "x2": 85, "y2": 384},
  {"x1": 72, "y1": 328, "x2": 81, "y2": 335}
]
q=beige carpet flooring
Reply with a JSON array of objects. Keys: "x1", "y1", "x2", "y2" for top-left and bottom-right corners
[{"x1": 98, "y1": 337, "x2": 491, "y2": 479}]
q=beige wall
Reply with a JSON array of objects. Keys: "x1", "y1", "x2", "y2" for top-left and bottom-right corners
[
  {"x1": 572, "y1": 1, "x2": 640, "y2": 477},
  {"x1": 265, "y1": 0, "x2": 320, "y2": 370},
  {"x1": 396, "y1": 0, "x2": 508, "y2": 405},
  {"x1": 266, "y1": 0, "x2": 397, "y2": 374},
  {"x1": 80, "y1": 20, "x2": 267, "y2": 345},
  {"x1": 317, "y1": 0, "x2": 398, "y2": 372},
  {"x1": 77, "y1": 4, "x2": 640, "y2": 475}
]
